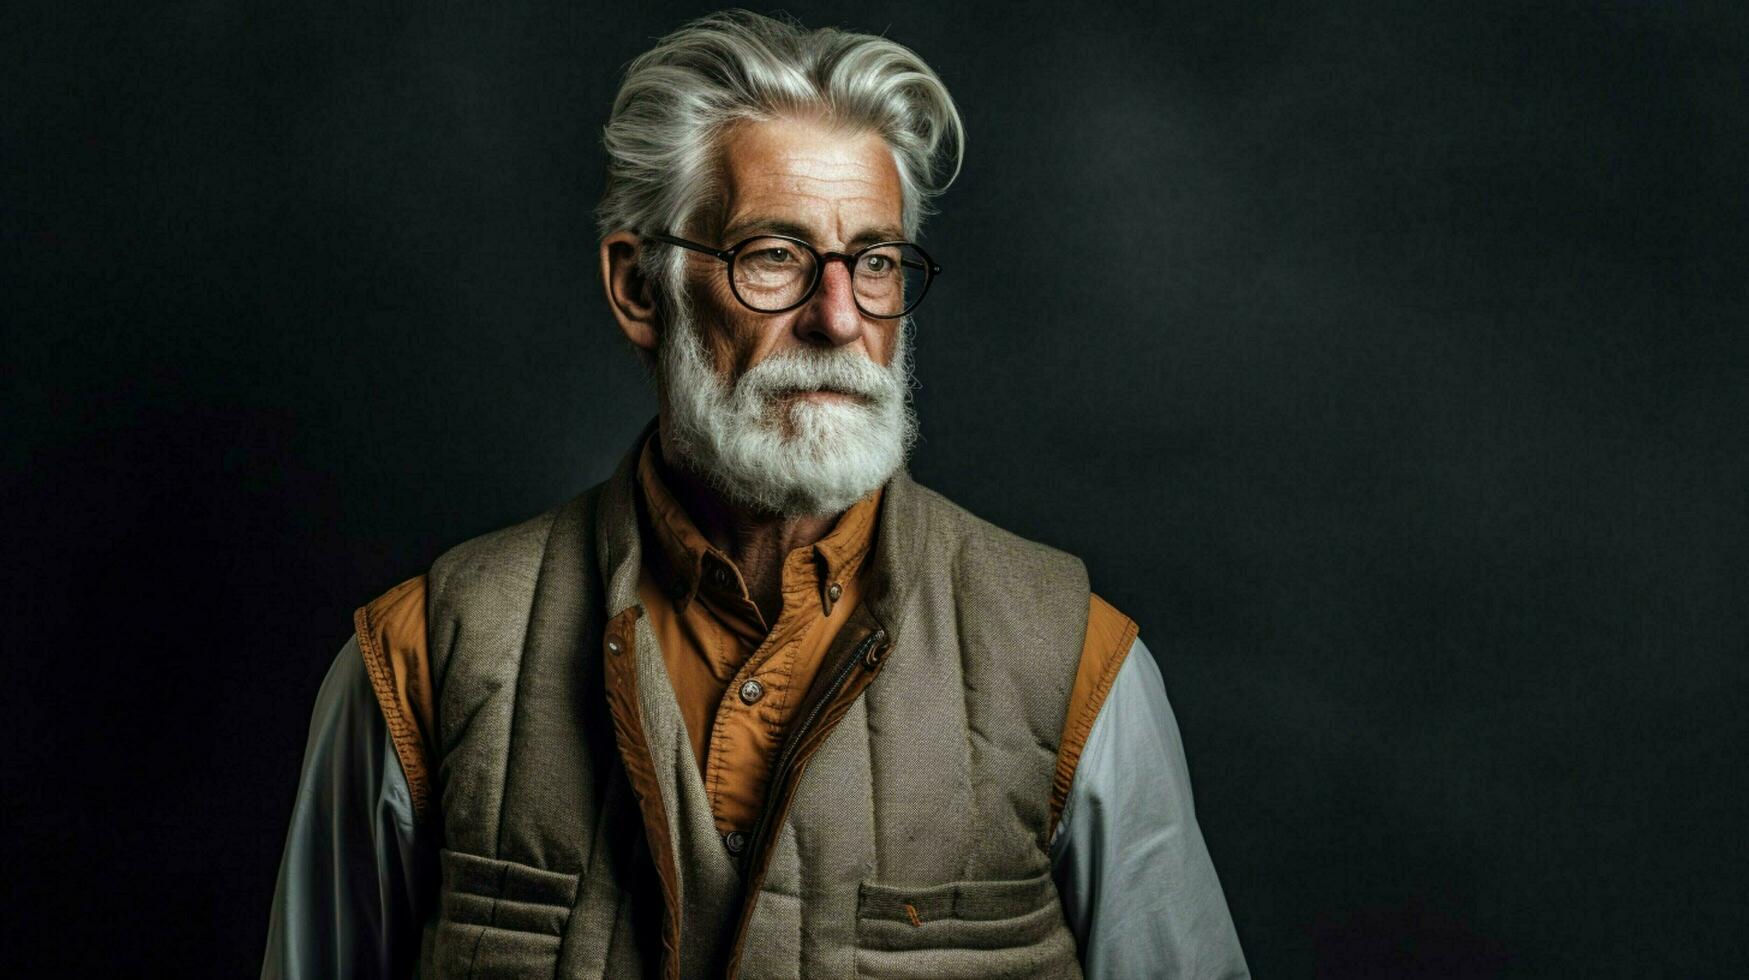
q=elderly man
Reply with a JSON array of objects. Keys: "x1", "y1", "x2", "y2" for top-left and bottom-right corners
[{"x1": 265, "y1": 10, "x2": 1246, "y2": 979}]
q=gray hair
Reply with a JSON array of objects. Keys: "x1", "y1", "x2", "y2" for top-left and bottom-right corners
[{"x1": 596, "y1": 10, "x2": 964, "y2": 300}]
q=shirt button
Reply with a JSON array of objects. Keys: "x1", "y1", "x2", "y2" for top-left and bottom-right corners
[
  {"x1": 723, "y1": 830, "x2": 747, "y2": 855},
  {"x1": 827, "y1": 582, "x2": 842, "y2": 602},
  {"x1": 605, "y1": 637, "x2": 623, "y2": 655},
  {"x1": 738, "y1": 678, "x2": 766, "y2": 705},
  {"x1": 711, "y1": 566, "x2": 732, "y2": 589}
]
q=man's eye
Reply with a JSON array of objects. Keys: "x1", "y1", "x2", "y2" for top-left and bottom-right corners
[
  {"x1": 861, "y1": 255, "x2": 892, "y2": 273},
  {"x1": 753, "y1": 248, "x2": 794, "y2": 264}
]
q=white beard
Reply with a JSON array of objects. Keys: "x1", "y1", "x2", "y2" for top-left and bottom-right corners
[{"x1": 657, "y1": 304, "x2": 917, "y2": 518}]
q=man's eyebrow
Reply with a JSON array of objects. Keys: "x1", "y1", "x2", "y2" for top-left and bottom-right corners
[
  {"x1": 847, "y1": 226, "x2": 908, "y2": 248},
  {"x1": 720, "y1": 218, "x2": 814, "y2": 243},
  {"x1": 720, "y1": 218, "x2": 908, "y2": 248}
]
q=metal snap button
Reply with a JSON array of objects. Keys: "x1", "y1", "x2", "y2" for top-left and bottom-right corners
[
  {"x1": 605, "y1": 637, "x2": 623, "y2": 655},
  {"x1": 738, "y1": 678, "x2": 766, "y2": 705},
  {"x1": 724, "y1": 830, "x2": 747, "y2": 855},
  {"x1": 827, "y1": 582, "x2": 842, "y2": 602},
  {"x1": 711, "y1": 565, "x2": 732, "y2": 588}
]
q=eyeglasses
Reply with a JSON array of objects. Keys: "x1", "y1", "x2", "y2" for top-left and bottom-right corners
[{"x1": 647, "y1": 232, "x2": 941, "y2": 319}]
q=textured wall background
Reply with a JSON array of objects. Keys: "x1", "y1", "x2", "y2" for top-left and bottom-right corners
[{"x1": 5, "y1": 1, "x2": 1745, "y2": 975}]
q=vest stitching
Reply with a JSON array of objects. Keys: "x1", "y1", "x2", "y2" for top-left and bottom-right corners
[
  {"x1": 462, "y1": 860, "x2": 510, "y2": 976},
  {"x1": 489, "y1": 512, "x2": 562, "y2": 858},
  {"x1": 953, "y1": 586, "x2": 981, "y2": 885},
  {"x1": 848, "y1": 695, "x2": 879, "y2": 976},
  {"x1": 864, "y1": 666, "x2": 885, "y2": 887},
  {"x1": 571, "y1": 740, "x2": 623, "y2": 976},
  {"x1": 597, "y1": 886, "x2": 627, "y2": 976}
]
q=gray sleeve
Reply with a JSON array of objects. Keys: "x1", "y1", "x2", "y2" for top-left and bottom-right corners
[
  {"x1": 1049, "y1": 636, "x2": 1250, "y2": 979},
  {"x1": 262, "y1": 637, "x2": 430, "y2": 979}
]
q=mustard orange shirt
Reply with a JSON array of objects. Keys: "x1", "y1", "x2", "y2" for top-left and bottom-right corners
[
  {"x1": 629, "y1": 438, "x2": 1136, "y2": 836},
  {"x1": 633, "y1": 439, "x2": 882, "y2": 834}
]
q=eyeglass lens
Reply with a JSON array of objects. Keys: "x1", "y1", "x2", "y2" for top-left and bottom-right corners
[{"x1": 730, "y1": 236, "x2": 930, "y2": 317}]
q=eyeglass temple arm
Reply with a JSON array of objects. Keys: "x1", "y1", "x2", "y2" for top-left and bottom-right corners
[{"x1": 646, "y1": 232, "x2": 733, "y2": 261}]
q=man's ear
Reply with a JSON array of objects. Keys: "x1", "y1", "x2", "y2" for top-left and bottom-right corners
[{"x1": 600, "y1": 231, "x2": 659, "y2": 352}]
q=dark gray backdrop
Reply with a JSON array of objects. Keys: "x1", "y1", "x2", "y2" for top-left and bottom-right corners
[{"x1": 5, "y1": 1, "x2": 1745, "y2": 976}]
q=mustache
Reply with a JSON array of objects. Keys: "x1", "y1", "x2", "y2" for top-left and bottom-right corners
[{"x1": 732, "y1": 349, "x2": 899, "y2": 403}]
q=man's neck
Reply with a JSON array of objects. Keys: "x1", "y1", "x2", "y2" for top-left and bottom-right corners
[{"x1": 655, "y1": 440, "x2": 837, "y2": 625}]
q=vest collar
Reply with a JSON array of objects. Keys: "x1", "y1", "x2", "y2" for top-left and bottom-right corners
[{"x1": 594, "y1": 423, "x2": 650, "y2": 621}]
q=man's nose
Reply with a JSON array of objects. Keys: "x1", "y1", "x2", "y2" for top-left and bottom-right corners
[{"x1": 792, "y1": 259, "x2": 864, "y2": 348}]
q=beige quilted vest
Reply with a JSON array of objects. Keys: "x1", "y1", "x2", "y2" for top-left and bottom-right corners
[{"x1": 418, "y1": 442, "x2": 1089, "y2": 978}]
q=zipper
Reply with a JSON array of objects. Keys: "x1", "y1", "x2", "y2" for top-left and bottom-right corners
[{"x1": 743, "y1": 627, "x2": 886, "y2": 868}]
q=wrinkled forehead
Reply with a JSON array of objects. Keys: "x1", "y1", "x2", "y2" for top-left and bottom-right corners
[{"x1": 711, "y1": 117, "x2": 906, "y2": 249}]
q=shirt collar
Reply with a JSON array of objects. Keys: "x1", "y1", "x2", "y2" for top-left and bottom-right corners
[{"x1": 635, "y1": 434, "x2": 883, "y2": 617}]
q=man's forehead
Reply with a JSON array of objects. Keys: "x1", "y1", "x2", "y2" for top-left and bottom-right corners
[{"x1": 714, "y1": 117, "x2": 904, "y2": 246}]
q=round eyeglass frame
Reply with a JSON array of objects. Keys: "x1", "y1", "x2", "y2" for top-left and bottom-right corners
[{"x1": 647, "y1": 231, "x2": 942, "y2": 319}]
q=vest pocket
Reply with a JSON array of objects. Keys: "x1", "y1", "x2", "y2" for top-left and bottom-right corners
[
  {"x1": 855, "y1": 869, "x2": 1064, "y2": 953},
  {"x1": 432, "y1": 848, "x2": 581, "y2": 977}
]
